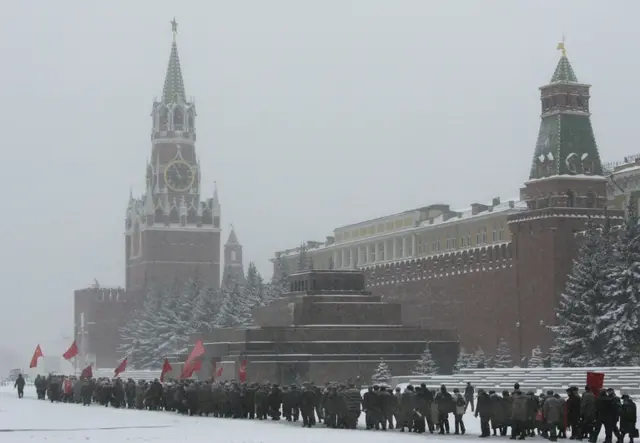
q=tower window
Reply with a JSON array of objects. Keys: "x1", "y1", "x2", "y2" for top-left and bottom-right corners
[
  {"x1": 173, "y1": 107, "x2": 184, "y2": 131},
  {"x1": 231, "y1": 250, "x2": 236, "y2": 262},
  {"x1": 586, "y1": 192, "x2": 596, "y2": 208},
  {"x1": 567, "y1": 190, "x2": 576, "y2": 207}
]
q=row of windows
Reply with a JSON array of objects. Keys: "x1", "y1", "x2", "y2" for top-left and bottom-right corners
[
  {"x1": 334, "y1": 217, "x2": 414, "y2": 243},
  {"x1": 335, "y1": 224, "x2": 506, "y2": 268}
]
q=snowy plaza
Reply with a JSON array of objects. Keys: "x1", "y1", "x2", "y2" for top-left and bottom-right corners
[{"x1": 0, "y1": 384, "x2": 485, "y2": 443}]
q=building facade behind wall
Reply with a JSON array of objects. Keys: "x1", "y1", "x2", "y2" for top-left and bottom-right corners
[{"x1": 273, "y1": 47, "x2": 625, "y2": 362}]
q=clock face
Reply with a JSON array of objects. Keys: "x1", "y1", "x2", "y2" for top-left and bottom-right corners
[{"x1": 164, "y1": 160, "x2": 195, "y2": 192}]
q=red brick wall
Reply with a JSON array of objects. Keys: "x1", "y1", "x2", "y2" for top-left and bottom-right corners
[{"x1": 364, "y1": 243, "x2": 519, "y2": 358}]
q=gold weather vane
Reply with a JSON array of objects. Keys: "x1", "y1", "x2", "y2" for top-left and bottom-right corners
[
  {"x1": 170, "y1": 17, "x2": 178, "y2": 39},
  {"x1": 557, "y1": 35, "x2": 567, "y2": 57}
]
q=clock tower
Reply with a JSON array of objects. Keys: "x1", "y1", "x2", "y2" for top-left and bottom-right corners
[{"x1": 125, "y1": 20, "x2": 221, "y2": 291}]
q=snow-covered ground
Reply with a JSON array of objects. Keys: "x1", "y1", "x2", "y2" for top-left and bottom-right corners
[{"x1": 0, "y1": 385, "x2": 483, "y2": 443}]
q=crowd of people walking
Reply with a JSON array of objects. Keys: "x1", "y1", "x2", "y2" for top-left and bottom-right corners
[{"x1": 11, "y1": 374, "x2": 639, "y2": 443}]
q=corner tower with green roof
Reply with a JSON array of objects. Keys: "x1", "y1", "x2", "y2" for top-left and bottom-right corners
[
  {"x1": 507, "y1": 42, "x2": 623, "y2": 364},
  {"x1": 529, "y1": 43, "x2": 603, "y2": 182}
]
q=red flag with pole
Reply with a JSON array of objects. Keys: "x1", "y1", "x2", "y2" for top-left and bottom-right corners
[
  {"x1": 160, "y1": 358, "x2": 172, "y2": 383},
  {"x1": 238, "y1": 360, "x2": 247, "y2": 383},
  {"x1": 30, "y1": 345, "x2": 43, "y2": 368},
  {"x1": 62, "y1": 341, "x2": 79, "y2": 360},
  {"x1": 80, "y1": 364, "x2": 93, "y2": 379},
  {"x1": 180, "y1": 340, "x2": 205, "y2": 379},
  {"x1": 114, "y1": 358, "x2": 127, "y2": 377}
]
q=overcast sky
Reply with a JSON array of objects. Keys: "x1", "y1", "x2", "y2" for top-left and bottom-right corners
[{"x1": 0, "y1": 0, "x2": 637, "y2": 370}]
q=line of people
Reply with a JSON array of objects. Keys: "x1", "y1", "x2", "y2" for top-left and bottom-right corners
[
  {"x1": 21, "y1": 374, "x2": 640, "y2": 443},
  {"x1": 474, "y1": 383, "x2": 637, "y2": 443}
]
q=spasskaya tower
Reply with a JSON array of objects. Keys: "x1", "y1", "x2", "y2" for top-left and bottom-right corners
[{"x1": 124, "y1": 19, "x2": 221, "y2": 291}]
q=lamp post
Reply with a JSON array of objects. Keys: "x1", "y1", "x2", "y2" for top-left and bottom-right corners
[{"x1": 516, "y1": 321, "x2": 523, "y2": 364}]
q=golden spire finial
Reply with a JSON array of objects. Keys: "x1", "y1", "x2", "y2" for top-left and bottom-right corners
[
  {"x1": 170, "y1": 17, "x2": 178, "y2": 40},
  {"x1": 556, "y1": 34, "x2": 566, "y2": 57}
]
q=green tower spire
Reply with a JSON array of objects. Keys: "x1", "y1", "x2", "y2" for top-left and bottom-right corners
[
  {"x1": 162, "y1": 18, "x2": 186, "y2": 104},
  {"x1": 528, "y1": 41, "x2": 603, "y2": 180}
]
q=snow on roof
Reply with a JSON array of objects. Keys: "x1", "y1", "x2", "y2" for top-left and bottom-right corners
[
  {"x1": 275, "y1": 197, "x2": 526, "y2": 258},
  {"x1": 525, "y1": 174, "x2": 606, "y2": 185}
]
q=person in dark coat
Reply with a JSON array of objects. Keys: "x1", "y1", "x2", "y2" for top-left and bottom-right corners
[
  {"x1": 620, "y1": 394, "x2": 637, "y2": 443},
  {"x1": 435, "y1": 384, "x2": 453, "y2": 434},
  {"x1": 511, "y1": 390, "x2": 528, "y2": 440},
  {"x1": 490, "y1": 390, "x2": 505, "y2": 435},
  {"x1": 81, "y1": 377, "x2": 93, "y2": 406},
  {"x1": 566, "y1": 387, "x2": 581, "y2": 439},
  {"x1": 595, "y1": 388, "x2": 617, "y2": 443},
  {"x1": 14, "y1": 374, "x2": 25, "y2": 398},
  {"x1": 476, "y1": 388, "x2": 492, "y2": 437},
  {"x1": 542, "y1": 390, "x2": 564, "y2": 441},
  {"x1": 465, "y1": 382, "x2": 475, "y2": 412},
  {"x1": 343, "y1": 384, "x2": 362, "y2": 429},
  {"x1": 581, "y1": 385, "x2": 597, "y2": 442}
]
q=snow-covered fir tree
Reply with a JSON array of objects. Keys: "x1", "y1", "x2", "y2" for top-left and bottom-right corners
[
  {"x1": 154, "y1": 278, "x2": 200, "y2": 360},
  {"x1": 371, "y1": 357, "x2": 392, "y2": 385},
  {"x1": 215, "y1": 276, "x2": 252, "y2": 328},
  {"x1": 119, "y1": 284, "x2": 170, "y2": 369},
  {"x1": 475, "y1": 347, "x2": 487, "y2": 368},
  {"x1": 453, "y1": 347, "x2": 479, "y2": 373},
  {"x1": 528, "y1": 345, "x2": 544, "y2": 368},
  {"x1": 494, "y1": 338, "x2": 512, "y2": 368},
  {"x1": 601, "y1": 199, "x2": 640, "y2": 365},
  {"x1": 268, "y1": 254, "x2": 290, "y2": 300},
  {"x1": 244, "y1": 262, "x2": 265, "y2": 308},
  {"x1": 550, "y1": 218, "x2": 611, "y2": 366},
  {"x1": 412, "y1": 345, "x2": 439, "y2": 375},
  {"x1": 192, "y1": 288, "x2": 222, "y2": 334}
]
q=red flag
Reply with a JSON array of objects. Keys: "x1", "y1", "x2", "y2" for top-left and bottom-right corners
[
  {"x1": 180, "y1": 358, "x2": 203, "y2": 379},
  {"x1": 238, "y1": 360, "x2": 247, "y2": 383},
  {"x1": 160, "y1": 358, "x2": 172, "y2": 383},
  {"x1": 29, "y1": 345, "x2": 43, "y2": 368},
  {"x1": 180, "y1": 340, "x2": 206, "y2": 379},
  {"x1": 62, "y1": 341, "x2": 79, "y2": 360},
  {"x1": 114, "y1": 358, "x2": 127, "y2": 377},
  {"x1": 216, "y1": 366, "x2": 223, "y2": 377},
  {"x1": 185, "y1": 340, "x2": 205, "y2": 366},
  {"x1": 80, "y1": 364, "x2": 93, "y2": 379},
  {"x1": 587, "y1": 371, "x2": 605, "y2": 396}
]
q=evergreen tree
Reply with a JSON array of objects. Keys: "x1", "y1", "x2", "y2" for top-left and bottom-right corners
[
  {"x1": 244, "y1": 262, "x2": 265, "y2": 308},
  {"x1": 215, "y1": 277, "x2": 252, "y2": 328},
  {"x1": 192, "y1": 288, "x2": 222, "y2": 334},
  {"x1": 154, "y1": 279, "x2": 200, "y2": 361},
  {"x1": 412, "y1": 345, "x2": 439, "y2": 375},
  {"x1": 270, "y1": 254, "x2": 290, "y2": 299},
  {"x1": 371, "y1": 358, "x2": 392, "y2": 385},
  {"x1": 551, "y1": 218, "x2": 610, "y2": 366},
  {"x1": 494, "y1": 338, "x2": 512, "y2": 368},
  {"x1": 528, "y1": 345, "x2": 544, "y2": 368},
  {"x1": 453, "y1": 347, "x2": 477, "y2": 373},
  {"x1": 601, "y1": 199, "x2": 640, "y2": 365},
  {"x1": 119, "y1": 284, "x2": 169, "y2": 369},
  {"x1": 475, "y1": 347, "x2": 487, "y2": 368}
]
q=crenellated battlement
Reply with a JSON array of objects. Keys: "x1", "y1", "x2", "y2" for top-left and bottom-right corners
[
  {"x1": 75, "y1": 286, "x2": 131, "y2": 302},
  {"x1": 125, "y1": 191, "x2": 220, "y2": 232},
  {"x1": 363, "y1": 242, "x2": 512, "y2": 287}
]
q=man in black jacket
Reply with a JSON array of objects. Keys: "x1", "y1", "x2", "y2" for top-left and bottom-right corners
[
  {"x1": 14, "y1": 374, "x2": 25, "y2": 398},
  {"x1": 465, "y1": 382, "x2": 475, "y2": 412}
]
